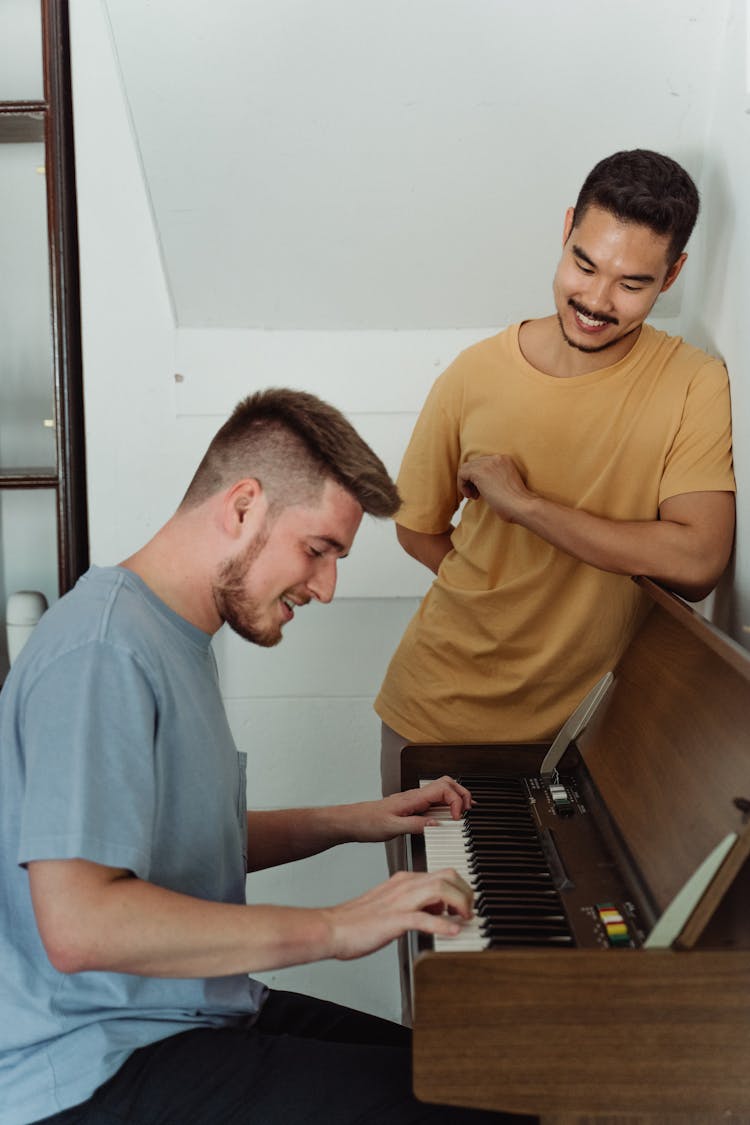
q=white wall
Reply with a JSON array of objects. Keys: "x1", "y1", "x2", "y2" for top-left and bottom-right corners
[
  {"x1": 679, "y1": 0, "x2": 750, "y2": 647},
  {"x1": 68, "y1": 0, "x2": 750, "y2": 1024},
  {"x1": 69, "y1": 0, "x2": 176, "y2": 564},
  {"x1": 104, "y1": 0, "x2": 719, "y2": 333}
]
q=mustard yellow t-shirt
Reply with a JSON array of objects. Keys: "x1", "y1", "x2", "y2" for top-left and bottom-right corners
[{"x1": 375, "y1": 323, "x2": 735, "y2": 744}]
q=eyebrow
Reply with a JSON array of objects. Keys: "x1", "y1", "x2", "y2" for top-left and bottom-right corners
[
  {"x1": 315, "y1": 535, "x2": 349, "y2": 558},
  {"x1": 572, "y1": 244, "x2": 657, "y2": 285}
]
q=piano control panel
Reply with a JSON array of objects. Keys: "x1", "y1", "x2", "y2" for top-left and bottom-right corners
[{"x1": 412, "y1": 770, "x2": 648, "y2": 953}]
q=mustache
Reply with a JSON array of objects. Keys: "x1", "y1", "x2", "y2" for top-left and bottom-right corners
[{"x1": 568, "y1": 298, "x2": 619, "y2": 326}]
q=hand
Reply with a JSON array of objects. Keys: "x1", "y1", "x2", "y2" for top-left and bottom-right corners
[
  {"x1": 323, "y1": 868, "x2": 474, "y2": 960},
  {"x1": 457, "y1": 453, "x2": 533, "y2": 522},
  {"x1": 350, "y1": 775, "x2": 473, "y2": 843}
]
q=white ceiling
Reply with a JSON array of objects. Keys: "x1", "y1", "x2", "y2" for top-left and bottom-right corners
[{"x1": 102, "y1": 0, "x2": 722, "y2": 331}]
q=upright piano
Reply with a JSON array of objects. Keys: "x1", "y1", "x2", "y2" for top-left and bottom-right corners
[{"x1": 402, "y1": 579, "x2": 750, "y2": 1123}]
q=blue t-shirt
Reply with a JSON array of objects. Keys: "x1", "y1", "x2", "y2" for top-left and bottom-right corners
[{"x1": 0, "y1": 567, "x2": 266, "y2": 1125}]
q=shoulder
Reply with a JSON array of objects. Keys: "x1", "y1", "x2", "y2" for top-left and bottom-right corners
[
  {"x1": 26, "y1": 568, "x2": 152, "y2": 660},
  {"x1": 640, "y1": 324, "x2": 728, "y2": 385},
  {"x1": 454, "y1": 325, "x2": 516, "y2": 367},
  {"x1": 7, "y1": 568, "x2": 173, "y2": 705},
  {"x1": 428, "y1": 326, "x2": 517, "y2": 400}
]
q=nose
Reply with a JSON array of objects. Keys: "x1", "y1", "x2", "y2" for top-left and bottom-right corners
[
  {"x1": 308, "y1": 557, "x2": 337, "y2": 604},
  {"x1": 583, "y1": 274, "x2": 614, "y2": 312}
]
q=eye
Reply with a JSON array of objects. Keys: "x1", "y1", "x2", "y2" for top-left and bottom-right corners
[
  {"x1": 575, "y1": 260, "x2": 594, "y2": 275},
  {"x1": 621, "y1": 283, "x2": 643, "y2": 293},
  {"x1": 307, "y1": 546, "x2": 324, "y2": 559}
]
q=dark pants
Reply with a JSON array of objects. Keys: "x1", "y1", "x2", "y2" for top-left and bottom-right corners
[{"x1": 35, "y1": 990, "x2": 533, "y2": 1124}]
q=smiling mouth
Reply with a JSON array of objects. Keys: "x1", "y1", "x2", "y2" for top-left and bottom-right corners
[
  {"x1": 280, "y1": 595, "x2": 296, "y2": 620},
  {"x1": 569, "y1": 300, "x2": 618, "y2": 330},
  {"x1": 280, "y1": 594, "x2": 310, "y2": 620}
]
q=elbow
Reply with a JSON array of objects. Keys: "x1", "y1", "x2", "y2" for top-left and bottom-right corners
[
  {"x1": 43, "y1": 939, "x2": 89, "y2": 976},
  {"x1": 670, "y1": 584, "x2": 714, "y2": 605},
  {"x1": 395, "y1": 523, "x2": 416, "y2": 558},
  {"x1": 653, "y1": 493, "x2": 735, "y2": 604},
  {"x1": 653, "y1": 558, "x2": 729, "y2": 604},
  {"x1": 39, "y1": 924, "x2": 101, "y2": 975},
  {"x1": 677, "y1": 581, "x2": 718, "y2": 604},
  {"x1": 671, "y1": 543, "x2": 734, "y2": 604},
  {"x1": 50, "y1": 953, "x2": 89, "y2": 976},
  {"x1": 28, "y1": 859, "x2": 136, "y2": 975}
]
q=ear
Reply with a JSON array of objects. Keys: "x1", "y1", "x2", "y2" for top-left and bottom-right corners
[
  {"x1": 562, "y1": 206, "x2": 575, "y2": 246},
  {"x1": 660, "y1": 252, "x2": 687, "y2": 293},
  {"x1": 222, "y1": 478, "x2": 266, "y2": 539}
]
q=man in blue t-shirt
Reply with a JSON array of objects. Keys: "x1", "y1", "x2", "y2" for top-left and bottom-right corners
[{"x1": 0, "y1": 389, "x2": 523, "y2": 1125}]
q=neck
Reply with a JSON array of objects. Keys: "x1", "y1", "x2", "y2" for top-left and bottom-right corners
[
  {"x1": 120, "y1": 513, "x2": 222, "y2": 635},
  {"x1": 520, "y1": 316, "x2": 643, "y2": 377}
]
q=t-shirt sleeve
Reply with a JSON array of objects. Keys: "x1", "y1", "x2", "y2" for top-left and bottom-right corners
[
  {"x1": 17, "y1": 641, "x2": 158, "y2": 879},
  {"x1": 659, "y1": 357, "x2": 736, "y2": 504},
  {"x1": 396, "y1": 360, "x2": 466, "y2": 533}
]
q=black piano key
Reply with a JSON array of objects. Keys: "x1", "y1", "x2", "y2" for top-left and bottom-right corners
[
  {"x1": 487, "y1": 933, "x2": 575, "y2": 947},
  {"x1": 477, "y1": 905, "x2": 567, "y2": 921},
  {"x1": 424, "y1": 770, "x2": 577, "y2": 949},
  {"x1": 474, "y1": 888, "x2": 562, "y2": 901}
]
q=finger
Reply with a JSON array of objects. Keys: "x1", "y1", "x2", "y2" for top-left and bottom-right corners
[
  {"x1": 410, "y1": 911, "x2": 464, "y2": 938},
  {"x1": 417, "y1": 870, "x2": 474, "y2": 919},
  {"x1": 388, "y1": 814, "x2": 440, "y2": 839},
  {"x1": 460, "y1": 479, "x2": 480, "y2": 500},
  {"x1": 456, "y1": 462, "x2": 481, "y2": 494},
  {"x1": 414, "y1": 887, "x2": 473, "y2": 924},
  {"x1": 385, "y1": 866, "x2": 473, "y2": 913},
  {"x1": 420, "y1": 776, "x2": 473, "y2": 819},
  {"x1": 415, "y1": 775, "x2": 472, "y2": 806}
]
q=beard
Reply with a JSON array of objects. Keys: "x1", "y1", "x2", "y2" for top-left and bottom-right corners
[
  {"x1": 213, "y1": 524, "x2": 282, "y2": 647},
  {"x1": 557, "y1": 302, "x2": 639, "y2": 356}
]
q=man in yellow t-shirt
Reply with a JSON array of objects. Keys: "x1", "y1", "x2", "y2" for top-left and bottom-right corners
[{"x1": 376, "y1": 149, "x2": 735, "y2": 801}]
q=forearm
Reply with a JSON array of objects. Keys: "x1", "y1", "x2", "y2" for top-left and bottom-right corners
[
  {"x1": 29, "y1": 860, "x2": 333, "y2": 978},
  {"x1": 396, "y1": 523, "x2": 454, "y2": 574},
  {"x1": 246, "y1": 805, "x2": 355, "y2": 871},
  {"x1": 516, "y1": 491, "x2": 733, "y2": 601},
  {"x1": 246, "y1": 778, "x2": 474, "y2": 871},
  {"x1": 30, "y1": 838, "x2": 476, "y2": 978},
  {"x1": 458, "y1": 455, "x2": 734, "y2": 602}
]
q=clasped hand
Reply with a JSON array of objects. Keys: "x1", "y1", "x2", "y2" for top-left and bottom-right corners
[{"x1": 457, "y1": 453, "x2": 532, "y2": 522}]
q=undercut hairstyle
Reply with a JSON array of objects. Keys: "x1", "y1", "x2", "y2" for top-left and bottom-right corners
[
  {"x1": 180, "y1": 387, "x2": 401, "y2": 519},
  {"x1": 572, "y1": 149, "x2": 700, "y2": 266}
]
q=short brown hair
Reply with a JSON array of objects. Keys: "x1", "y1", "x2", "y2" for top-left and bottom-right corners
[{"x1": 180, "y1": 387, "x2": 401, "y2": 518}]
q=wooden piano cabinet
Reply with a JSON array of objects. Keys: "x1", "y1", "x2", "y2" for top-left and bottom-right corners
[
  {"x1": 408, "y1": 582, "x2": 750, "y2": 1123},
  {"x1": 413, "y1": 948, "x2": 750, "y2": 1121}
]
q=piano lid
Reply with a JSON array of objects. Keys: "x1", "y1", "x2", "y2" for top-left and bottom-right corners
[{"x1": 575, "y1": 577, "x2": 750, "y2": 918}]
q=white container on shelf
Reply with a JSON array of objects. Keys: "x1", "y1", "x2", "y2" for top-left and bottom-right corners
[{"x1": 6, "y1": 590, "x2": 48, "y2": 665}]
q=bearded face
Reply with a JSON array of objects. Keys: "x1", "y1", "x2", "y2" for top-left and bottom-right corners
[{"x1": 213, "y1": 524, "x2": 284, "y2": 647}]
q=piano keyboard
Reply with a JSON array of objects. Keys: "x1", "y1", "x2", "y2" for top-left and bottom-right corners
[{"x1": 423, "y1": 775, "x2": 574, "y2": 951}]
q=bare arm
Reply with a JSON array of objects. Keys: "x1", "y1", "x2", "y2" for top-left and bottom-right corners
[
  {"x1": 25, "y1": 778, "x2": 475, "y2": 978},
  {"x1": 396, "y1": 523, "x2": 454, "y2": 575},
  {"x1": 246, "y1": 776, "x2": 472, "y2": 871},
  {"x1": 457, "y1": 454, "x2": 735, "y2": 602},
  {"x1": 27, "y1": 858, "x2": 473, "y2": 978}
]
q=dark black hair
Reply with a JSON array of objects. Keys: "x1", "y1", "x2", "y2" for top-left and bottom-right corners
[{"x1": 572, "y1": 149, "x2": 700, "y2": 265}]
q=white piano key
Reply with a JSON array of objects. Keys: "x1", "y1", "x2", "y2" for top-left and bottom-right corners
[{"x1": 423, "y1": 815, "x2": 488, "y2": 951}]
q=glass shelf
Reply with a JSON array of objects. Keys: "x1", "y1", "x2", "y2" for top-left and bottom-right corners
[
  {"x1": 0, "y1": 137, "x2": 56, "y2": 474},
  {"x1": 0, "y1": 470, "x2": 58, "y2": 484},
  {"x1": 0, "y1": 0, "x2": 88, "y2": 599},
  {"x1": 0, "y1": 0, "x2": 44, "y2": 102}
]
